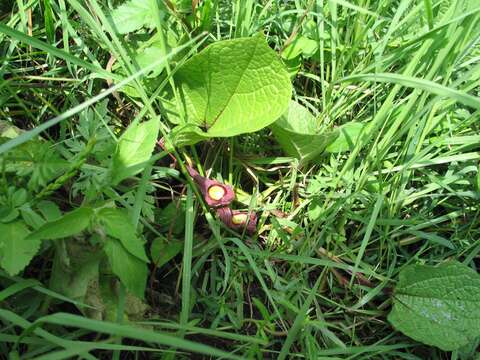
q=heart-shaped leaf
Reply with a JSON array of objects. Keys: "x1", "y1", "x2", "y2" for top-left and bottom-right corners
[
  {"x1": 388, "y1": 261, "x2": 480, "y2": 351},
  {"x1": 272, "y1": 101, "x2": 367, "y2": 162},
  {"x1": 170, "y1": 34, "x2": 291, "y2": 140},
  {"x1": 271, "y1": 101, "x2": 338, "y2": 163}
]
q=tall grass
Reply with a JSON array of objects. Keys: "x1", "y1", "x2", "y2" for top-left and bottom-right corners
[{"x1": 1, "y1": 0, "x2": 479, "y2": 359}]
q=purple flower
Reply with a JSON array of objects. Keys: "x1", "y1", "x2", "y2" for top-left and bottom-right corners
[
  {"x1": 187, "y1": 165, "x2": 235, "y2": 208},
  {"x1": 216, "y1": 207, "x2": 257, "y2": 234}
]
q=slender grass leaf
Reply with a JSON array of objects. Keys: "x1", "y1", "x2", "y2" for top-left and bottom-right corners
[
  {"x1": 38, "y1": 313, "x2": 244, "y2": 360},
  {"x1": 339, "y1": 73, "x2": 480, "y2": 110}
]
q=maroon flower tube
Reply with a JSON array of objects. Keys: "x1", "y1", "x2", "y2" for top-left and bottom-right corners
[
  {"x1": 216, "y1": 207, "x2": 257, "y2": 234},
  {"x1": 187, "y1": 165, "x2": 235, "y2": 208}
]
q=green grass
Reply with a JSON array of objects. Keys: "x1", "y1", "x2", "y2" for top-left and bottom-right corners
[{"x1": 1, "y1": 0, "x2": 480, "y2": 359}]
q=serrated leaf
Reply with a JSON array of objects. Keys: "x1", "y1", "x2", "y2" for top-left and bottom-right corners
[
  {"x1": 97, "y1": 208, "x2": 149, "y2": 262},
  {"x1": 271, "y1": 101, "x2": 339, "y2": 163},
  {"x1": 108, "y1": 0, "x2": 166, "y2": 34},
  {"x1": 4, "y1": 140, "x2": 68, "y2": 191},
  {"x1": 0, "y1": 221, "x2": 40, "y2": 275},
  {"x1": 388, "y1": 261, "x2": 480, "y2": 351},
  {"x1": 150, "y1": 236, "x2": 183, "y2": 268},
  {"x1": 110, "y1": 119, "x2": 159, "y2": 184},
  {"x1": 28, "y1": 207, "x2": 94, "y2": 241},
  {"x1": 104, "y1": 237, "x2": 148, "y2": 299},
  {"x1": 172, "y1": 34, "x2": 291, "y2": 139}
]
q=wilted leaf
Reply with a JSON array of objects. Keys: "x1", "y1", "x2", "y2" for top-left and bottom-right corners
[
  {"x1": 50, "y1": 241, "x2": 101, "y2": 305},
  {"x1": 388, "y1": 261, "x2": 480, "y2": 351}
]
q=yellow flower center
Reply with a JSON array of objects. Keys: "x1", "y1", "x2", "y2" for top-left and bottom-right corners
[
  {"x1": 208, "y1": 185, "x2": 225, "y2": 200},
  {"x1": 232, "y1": 213, "x2": 248, "y2": 225}
]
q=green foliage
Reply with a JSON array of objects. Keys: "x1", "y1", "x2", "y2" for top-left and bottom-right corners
[
  {"x1": 0, "y1": 221, "x2": 39, "y2": 275},
  {"x1": 104, "y1": 237, "x2": 148, "y2": 298},
  {"x1": 271, "y1": 101, "x2": 338, "y2": 162},
  {"x1": 169, "y1": 34, "x2": 292, "y2": 140},
  {"x1": 2, "y1": 139, "x2": 69, "y2": 192},
  {"x1": 272, "y1": 101, "x2": 366, "y2": 162},
  {"x1": 325, "y1": 122, "x2": 366, "y2": 153},
  {"x1": 388, "y1": 262, "x2": 480, "y2": 351},
  {"x1": 150, "y1": 236, "x2": 183, "y2": 268},
  {"x1": 97, "y1": 207, "x2": 149, "y2": 262},
  {"x1": 108, "y1": 0, "x2": 167, "y2": 34},
  {"x1": 28, "y1": 207, "x2": 94, "y2": 241},
  {"x1": 1, "y1": 0, "x2": 480, "y2": 358},
  {"x1": 110, "y1": 119, "x2": 160, "y2": 185},
  {"x1": 156, "y1": 200, "x2": 186, "y2": 235}
]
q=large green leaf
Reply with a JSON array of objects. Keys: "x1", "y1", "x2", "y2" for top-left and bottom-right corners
[
  {"x1": 104, "y1": 237, "x2": 148, "y2": 299},
  {"x1": 97, "y1": 208, "x2": 149, "y2": 262},
  {"x1": 110, "y1": 119, "x2": 159, "y2": 184},
  {"x1": 0, "y1": 221, "x2": 40, "y2": 275},
  {"x1": 171, "y1": 34, "x2": 291, "y2": 139},
  {"x1": 28, "y1": 207, "x2": 94, "y2": 241},
  {"x1": 271, "y1": 101, "x2": 339, "y2": 163},
  {"x1": 388, "y1": 262, "x2": 480, "y2": 351}
]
